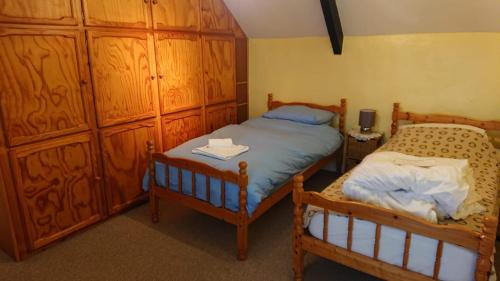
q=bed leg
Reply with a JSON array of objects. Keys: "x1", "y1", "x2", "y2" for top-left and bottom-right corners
[
  {"x1": 475, "y1": 216, "x2": 497, "y2": 281},
  {"x1": 293, "y1": 175, "x2": 305, "y2": 281},
  {"x1": 237, "y1": 162, "x2": 249, "y2": 261},
  {"x1": 147, "y1": 140, "x2": 159, "y2": 224},
  {"x1": 150, "y1": 190, "x2": 159, "y2": 223},
  {"x1": 237, "y1": 222, "x2": 248, "y2": 260}
]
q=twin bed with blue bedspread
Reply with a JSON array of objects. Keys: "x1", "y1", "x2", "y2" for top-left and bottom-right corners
[
  {"x1": 143, "y1": 117, "x2": 343, "y2": 215},
  {"x1": 144, "y1": 94, "x2": 346, "y2": 260}
]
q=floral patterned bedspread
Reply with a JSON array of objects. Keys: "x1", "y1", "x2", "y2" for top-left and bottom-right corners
[{"x1": 315, "y1": 125, "x2": 499, "y2": 232}]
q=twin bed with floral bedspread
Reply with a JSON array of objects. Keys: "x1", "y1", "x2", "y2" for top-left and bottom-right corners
[{"x1": 293, "y1": 103, "x2": 500, "y2": 281}]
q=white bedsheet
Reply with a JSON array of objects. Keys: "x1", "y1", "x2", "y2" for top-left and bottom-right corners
[
  {"x1": 308, "y1": 212, "x2": 478, "y2": 281},
  {"x1": 342, "y1": 151, "x2": 481, "y2": 222}
]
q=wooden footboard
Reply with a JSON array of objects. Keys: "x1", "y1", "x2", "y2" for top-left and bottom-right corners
[
  {"x1": 292, "y1": 175, "x2": 497, "y2": 281},
  {"x1": 146, "y1": 140, "x2": 250, "y2": 260},
  {"x1": 146, "y1": 141, "x2": 341, "y2": 261}
]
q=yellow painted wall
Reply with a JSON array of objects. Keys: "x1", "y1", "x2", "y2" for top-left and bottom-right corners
[{"x1": 249, "y1": 33, "x2": 500, "y2": 137}]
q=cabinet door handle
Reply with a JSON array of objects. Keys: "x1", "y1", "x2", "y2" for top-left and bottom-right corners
[
  {"x1": 151, "y1": 75, "x2": 156, "y2": 80},
  {"x1": 152, "y1": 0, "x2": 158, "y2": 4},
  {"x1": 81, "y1": 79, "x2": 88, "y2": 85},
  {"x1": 95, "y1": 176, "x2": 102, "y2": 182},
  {"x1": 158, "y1": 74, "x2": 164, "y2": 79},
  {"x1": 143, "y1": 0, "x2": 148, "y2": 3}
]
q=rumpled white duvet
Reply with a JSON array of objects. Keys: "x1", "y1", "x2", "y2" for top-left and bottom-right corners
[{"x1": 343, "y1": 151, "x2": 484, "y2": 222}]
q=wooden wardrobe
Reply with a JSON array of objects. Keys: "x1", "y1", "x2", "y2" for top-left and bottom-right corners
[{"x1": 0, "y1": 0, "x2": 248, "y2": 261}]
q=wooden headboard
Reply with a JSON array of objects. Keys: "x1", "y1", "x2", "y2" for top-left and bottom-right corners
[
  {"x1": 391, "y1": 102, "x2": 500, "y2": 136},
  {"x1": 267, "y1": 93, "x2": 347, "y2": 134}
]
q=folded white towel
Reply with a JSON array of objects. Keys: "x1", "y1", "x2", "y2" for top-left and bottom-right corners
[
  {"x1": 192, "y1": 144, "x2": 249, "y2": 161},
  {"x1": 208, "y1": 138, "x2": 233, "y2": 148}
]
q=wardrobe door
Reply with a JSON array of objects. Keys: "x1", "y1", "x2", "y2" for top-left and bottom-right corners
[
  {"x1": 162, "y1": 109, "x2": 204, "y2": 150},
  {"x1": 202, "y1": 35, "x2": 235, "y2": 106},
  {"x1": 152, "y1": 0, "x2": 200, "y2": 31},
  {"x1": 100, "y1": 119, "x2": 159, "y2": 214},
  {"x1": 156, "y1": 32, "x2": 203, "y2": 114},
  {"x1": 200, "y1": 0, "x2": 232, "y2": 33},
  {"x1": 206, "y1": 102, "x2": 236, "y2": 132},
  {"x1": 9, "y1": 132, "x2": 102, "y2": 250},
  {"x1": 82, "y1": 0, "x2": 151, "y2": 28},
  {"x1": 0, "y1": 29, "x2": 92, "y2": 147},
  {"x1": 88, "y1": 31, "x2": 157, "y2": 127},
  {"x1": 0, "y1": 0, "x2": 81, "y2": 26}
]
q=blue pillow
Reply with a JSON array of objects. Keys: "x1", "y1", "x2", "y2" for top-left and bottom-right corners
[{"x1": 263, "y1": 105, "x2": 334, "y2": 125}]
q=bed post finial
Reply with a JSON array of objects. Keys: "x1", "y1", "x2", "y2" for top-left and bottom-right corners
[
  {"x1": 339, "y1": 98, "x2": 347, "y2": 135},
  {"x1": 293, "y1": 175, "x2": 305, "y2": 281},
  {"x1": 237, "y1": 161, "x2": 249, "y2": 261},
  {"x1": 391, "y1": 103, "x2": 401, "y2": 137},
  {"x1": 267, "y1": 93, "x2": 274, "y2": 110},
  {"x1": 475, "y1": 216, "x2": 497, "y2": 281}
]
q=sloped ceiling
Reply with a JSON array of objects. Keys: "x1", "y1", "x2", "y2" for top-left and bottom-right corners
[{"x1": 224, "y1": 0, "x2": 500, "y2": 37}]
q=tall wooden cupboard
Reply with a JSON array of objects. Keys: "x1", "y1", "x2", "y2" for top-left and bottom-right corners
[{"x1": 0, "y1": 0, "x2": 248, "y2": 261}]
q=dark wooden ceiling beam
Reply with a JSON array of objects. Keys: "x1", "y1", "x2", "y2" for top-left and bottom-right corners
[{"x1": 320, "y1": 0, "x2": 344, "y2": 55}]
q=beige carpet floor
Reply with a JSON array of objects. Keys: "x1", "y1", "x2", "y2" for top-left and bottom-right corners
[{"x1": 0, "y1": 171, "x2": 498, "y2": 281}]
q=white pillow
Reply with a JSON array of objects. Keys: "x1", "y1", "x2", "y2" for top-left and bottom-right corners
[{"x1": 399, "y1": 123, "x2": 486, "y2": 136}]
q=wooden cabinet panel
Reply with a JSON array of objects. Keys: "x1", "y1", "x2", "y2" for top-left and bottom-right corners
[
  {"x1": 152, "y1": 0, "x2": 200, "y2": 31},
  {"x1": 236, "y1": 83, "x2": 248, "y2": 104},
  {"x1": 206, "y1": 102, "x2": 236, "y2": 132},
  {"x1": 236, "y1": 104, "x2": 248, "y2": 124},
  {"x1": 156, "y1": 32, "x2": 203, "y2": 114},
  {"x1": 235, "y1": 38, "x2": 248, "y2": 83},
  {"x1": 100, "y1": 119, "x2": 158, "y2": 214},
  {"x1": 200, "y1": 0, "x2": 232, "y2": 33},
  {"x1": 0, "y1": 29, "x2": 91, "y2": 147},
  {"x1": 162, "y1": 109, "x2": 204, "y2": 150},
  {"x1": 82, "y1": 0, "x2": 151, "y2": 28},
  {"x1": 0, "y1": 0, "x2": 81, "y2": 26},
  {"x1": 88, "y1": 31, "x2": 156, "y2": 127},
  {"x1": 9, "y1": 132, "x2": 102, "y2": 250},
  {"x1": 202, "y1": 36, "x2": 235, "y2": 106}
]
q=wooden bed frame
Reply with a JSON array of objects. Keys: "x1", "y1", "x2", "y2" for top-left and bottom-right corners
[
  {"x1": 147, "y1": 94, "x2": 346, "y2": 260},
  {"x1": 293, "y1": 103, "x2": 500, "y2": 281}
]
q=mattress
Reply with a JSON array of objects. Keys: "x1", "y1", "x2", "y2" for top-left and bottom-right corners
[
  {"x1": 308, "y1": 212, "x2": 478, "y2": 281},
  {"x1": 143, "y1": 117, "x2": 343, "y2": 216}
]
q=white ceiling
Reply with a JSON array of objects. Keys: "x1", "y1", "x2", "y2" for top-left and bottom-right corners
[{"x1": 224, "y1": 0, "x2": 500, "y2": 37}]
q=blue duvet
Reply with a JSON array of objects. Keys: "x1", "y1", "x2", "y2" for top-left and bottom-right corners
[{"x1": 142, "y1": 117, "x2": 343, "y2": 216}]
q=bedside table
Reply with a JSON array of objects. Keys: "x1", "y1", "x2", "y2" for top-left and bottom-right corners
[{"x1": 344, "y1": 131, "x2": 383, "y2": 171}]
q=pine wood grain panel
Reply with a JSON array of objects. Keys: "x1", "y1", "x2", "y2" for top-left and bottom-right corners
[
  {"x1": 82, "y1": 0, "x2": 151, "y2": 28},
  {"x1": 206, "y1": 102, "x2": 236, "y2": 132},
  {"x1": 236, "y1": 103, "x2": 248, "y2": 124},
  {"x1": 0, "y1": 119, "x2": 26, "y2": 261},
  {"x1": 202, "y1": 35, "x2": 235, "y2": 106},
  {"x1": 100, "y1": 119, "x2": 159, "y2": 214},
  {"x1": 236, "y1": 83, "x2": 248, "y2": 104},
  {"x1": 0, "y1": 0, "x2": 81, "y2": 26},
  {"x1": 235, "y1": 38, "x2": 248, "y2": 83},
  {"x1": 155, "y1": 32, "x2": 203, "y2": 114},
  {"x1": 88, "y1": 31, "x2": 156, "y2": 127},
  {"x1": 200, "y1": 0, "x2": 232, "y2": 33},
  {"x1": 0, "y1": 148, "x2": 21, "y2": 260},
  {"x1": 9, "y1": 132, "x2": 102, "y2": 250},
  {"x1": 161, "y1": 109, "x2": 204, "y2": 150},
  {"x1": 0, "y1": 29, "x2": 91, "y2": 146},
  {"x1": 152, "y1": 0, "x2": 200, "y2": 31}
]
